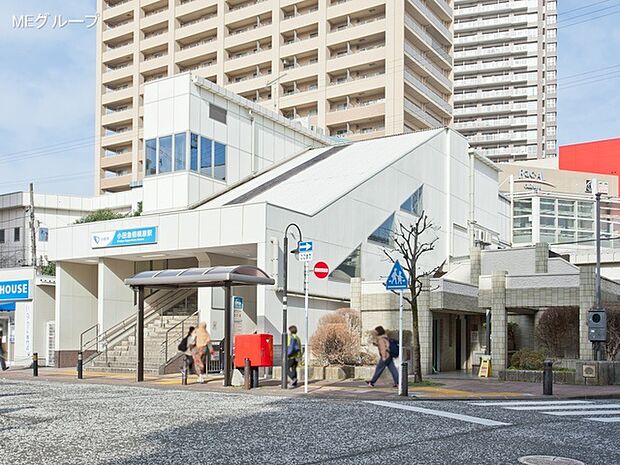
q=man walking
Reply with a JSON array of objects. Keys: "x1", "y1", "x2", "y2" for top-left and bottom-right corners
[
  {"x1": 287, "y1": 325, "x2": 302, "y2": 388},
  {"x1": 367, "y1": 326, "x2": 398, "y2": 387},
  {"x1": 0, "y1": 329, "x2": 8, "y2": 371}
]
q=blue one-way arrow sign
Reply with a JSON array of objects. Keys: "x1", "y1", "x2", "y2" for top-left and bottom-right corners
[
  {"x1": 298, "y1": 241, "x2": 313, "y2": 252},
  {"x1": 297, "y1": 240, "x2": 313, "y2": 262},
  {"x1": 385, "y1": 260, "x2": 409, "y2": 290}
]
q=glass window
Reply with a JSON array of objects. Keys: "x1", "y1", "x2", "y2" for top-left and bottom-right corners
[
  {"x1": 214, "y1": 142, "x2": 226, "y2": 181},
  {"x1": 0, "y1": 229, "x2": 4, "y2": 243},
  {"x1": 158, "y1": 135, "x2": 172, "y2": 173},
  {"x1": 38, "y1": 228, "x2": 49, "y2": 242},
  {"x1": 329, "y1": 245, "x2": 361, "y2": 282},
  {"x1": 200, "y1": 136, "x2": 212, "y2": 177},
  {"x1": 145, "y1": 139, "x2": 157, "y2": 176},
  {"x1": 578, "y1": 201, "x2": 593, "y2": 218},
  {"x1": 401, "y1": 186, "x2": 423, "y2": 216},
  {"x1": 515, "y1": 216, "x2": 533, "y2": 229},
  {"x1": 513, "y1": 229, "x2": 532, "y2": 244},
  {"x1": 578, "y1": 220, "x2": 593, "y2": 230},
  {"x1": 558, "y1": 230, "x2": 575, "y2": 243},
  {"x1": 540, "y1": 198, "x2": 555, "y2": 215},
  {"x1": 540, "y1": 216, "x2": 555, "y2": 228},
  {"x1": 174, "y1": 133, "x2": 186, "y2": 171},
  {"x1": 557, "y1": 200, "x2": 575, "y2": 217},
  {"x1": 190, "y1": 133, "x2": 198, "y2": 172},
  {"x1": 209, "y1": 103, "x2": 227, "y2": 124},
  {"x1": 14, "y1": 227, "x2": 20, "y2": 242},
  {"x1": 513, "y1": 199, "x2": 532, "y2": 216},
  {"x1": 368, "y1": 215, "x2": 394, "y2": 245},
  {"x1": 540, "y1": 229, "x2": 556, "y2": 243},
  {"x1": 558, "y1": 218, "x2": 575, "y2": 229},
  {"x1": 578, "y1": 232, "x2": 594, "y2": 242}
]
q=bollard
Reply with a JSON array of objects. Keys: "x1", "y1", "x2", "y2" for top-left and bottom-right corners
[
  {"x1": 244, "y1": 358, "x2": 251, "y2": 390},
  {"x1": 400, "y1": 362, "x2": 409, "y2": 397},
  {"x1": 543, "y1": 359, "x2": 553, "y2": 396},
  {"x1": 77, "y1": 351, "x2": 83, "y2": 380},
  {"x1": 32, "y1": 353, "x2": 39, "y2": 377},
  {"x1": 181, "y1": 356, "x2": 188, "y2": 386},
  {"x1": 252, "y1": 367, "x2": 260, "y2": 388}
]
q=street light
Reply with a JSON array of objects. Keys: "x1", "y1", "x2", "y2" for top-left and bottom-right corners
[{"x1": 282, "y1": 223, "x2": 302, "y2": 389}]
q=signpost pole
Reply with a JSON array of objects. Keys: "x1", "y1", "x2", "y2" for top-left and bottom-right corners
[
  {"x1": 398, "y1": 289, "x2": 404, "y2": 395},
  {"x1": 304, "y1": 261, "x2": 309, "y2": 394}
]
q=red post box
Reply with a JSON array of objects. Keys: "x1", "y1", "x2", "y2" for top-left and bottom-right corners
[{"x1": 234, "y1": 334, "x2": 274, "y2": 368}]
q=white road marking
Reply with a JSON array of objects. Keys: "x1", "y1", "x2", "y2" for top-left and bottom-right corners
[
  {"x1": 586, "y1": 417, "x2": 620, "y2": 423},
  {"x1": 470, "y1": 400, "x2": 592, "y2": 407},
  {"x1": 543, "y1": 410, "x2": 620, "y2": 416},
  {"x1": 506, "y1": 404, "x2": 620, "y2": 411},
  {"x1": 366, "y1": 401, "x2": 511, "y2": 427}
]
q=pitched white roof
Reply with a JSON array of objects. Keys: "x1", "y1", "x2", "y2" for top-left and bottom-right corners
[{"x1": 202, "y1": 129, "x2": 445, "y2": 215}]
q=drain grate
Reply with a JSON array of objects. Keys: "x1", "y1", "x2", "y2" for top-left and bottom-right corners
[{"x1": 518, "y1": 456, "x2": 586, "y2": 465}]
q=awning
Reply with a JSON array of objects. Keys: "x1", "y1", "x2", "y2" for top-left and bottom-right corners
[
  {"x1": 124, "y1": 265, "x2": 275, "y2": 288},
  {"x1": 0, "y1": 302, "x2": 15, "y2": 312}
]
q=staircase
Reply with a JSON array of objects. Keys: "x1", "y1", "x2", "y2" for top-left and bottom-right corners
[{"x1": 85, "y1": 292, "x2": 198, "y2": 374}]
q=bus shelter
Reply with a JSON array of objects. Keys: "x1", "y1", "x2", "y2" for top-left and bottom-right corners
[{"x1": 125, "y1": 265, "x2": 275, "y2": 386}]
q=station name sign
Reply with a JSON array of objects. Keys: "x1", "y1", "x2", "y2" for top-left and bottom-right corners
[
  {"x1": 91, "y1": 226, "x2": 158, "y2": 249},
  {"x1": 0, "y1": 280, "x2": 30, "y2": 301}
]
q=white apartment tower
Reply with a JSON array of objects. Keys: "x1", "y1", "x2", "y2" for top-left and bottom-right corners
[
  {"x1": 96, "y1": 0, "x2": 453, "y2": 193},
  {"x1": 453, "y1": 0, "x2": 557, "y2": 162}
]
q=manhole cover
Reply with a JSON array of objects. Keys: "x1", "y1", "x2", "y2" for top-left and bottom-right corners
[{"x1": 518, "y1": 456, "x2": 585, "y2": 465}]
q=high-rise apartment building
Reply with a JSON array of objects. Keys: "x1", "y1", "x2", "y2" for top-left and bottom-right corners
[
  {"x1": 453, "y1": 0, "x2": 557, "y2": 162},
  {"x1": 96, "y1": 0, "x2": 453, "y2": 193}
]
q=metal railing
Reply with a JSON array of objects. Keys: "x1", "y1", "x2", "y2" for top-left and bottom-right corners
[{"x1": 162, "y1": 310, "x2": 199, "y2": 364}]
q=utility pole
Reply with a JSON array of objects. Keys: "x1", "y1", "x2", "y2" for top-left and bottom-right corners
[{"x1": 29, "y1": 182, "x2": 37, "y2": 268}]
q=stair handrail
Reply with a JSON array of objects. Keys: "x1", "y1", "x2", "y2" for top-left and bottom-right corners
[
  {"x1": 81, "y1": 289, "x2": 194, "y2": 366},
  {"x1": 80, "y1": 324, "x2": 99, "y2": 355},
  {"x1": 161, "y1": 310, "x2": 200, "y2": 365}
]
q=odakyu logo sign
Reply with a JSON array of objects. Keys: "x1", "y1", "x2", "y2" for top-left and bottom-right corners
[
  {"x1": 0, "y1": 280, "x2": 30, "y2": 301},
  {"x1": 91, "y1": 226, "x2": 158, "y2": 249}
]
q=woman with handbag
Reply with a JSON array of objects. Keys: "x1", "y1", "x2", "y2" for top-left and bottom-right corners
[{"x1": 192, "y1": 322, "x2": 215, "y2": 383}]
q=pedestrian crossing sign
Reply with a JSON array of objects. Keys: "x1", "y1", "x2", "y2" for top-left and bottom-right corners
[{"x1": 385, "y1": 260, "x2": 409, "y2": 290}]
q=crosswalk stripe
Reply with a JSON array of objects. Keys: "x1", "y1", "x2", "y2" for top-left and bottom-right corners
[
  {"x1": 506, "y1": 404, "x2": 620, "y2": 411},
  {"x1": 469, "y1": 400, "x2": 592, "y2": 407},
  {"x1": 543, "y1": 410, "x2": 620, "y2": 416},
  {"x1": 586, "y1": 417, "x2": 620, "y2": 423},
  {"x1": 366, "y1": 401, "x2": 511, "y2": 426}
]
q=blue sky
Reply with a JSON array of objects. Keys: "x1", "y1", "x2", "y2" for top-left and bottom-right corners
[{"x1": 0, "y1": 1, "x2": 618, "y2": 196}]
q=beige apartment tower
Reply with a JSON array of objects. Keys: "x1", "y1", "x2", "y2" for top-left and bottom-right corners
[
  {"x1": 96, "y1": 0, "x2": 453, "y2": 193},
  {"x1": 453, "y1": 0, "x2": 557, "y2": 162}
]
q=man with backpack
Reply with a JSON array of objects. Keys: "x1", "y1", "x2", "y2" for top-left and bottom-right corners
[
  {"x1": 287, "y1": 325, "x2": 302, "y2": 388},
  {"x1": 366, "y1": 326, "x2": 399, "y2": 388},
  {"x1": 178, "y1": 326, "x2": 195, "y2": 376}
]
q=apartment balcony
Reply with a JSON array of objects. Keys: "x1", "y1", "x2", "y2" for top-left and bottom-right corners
[
  {"x1": 281, "y1": 9, "x2": 320, "y2": 32},
  {"x1": 102, "y1": 41, "x2": 134, "y2": 62},
  {"x1": 102, "y1": 63, "x2": 135, "y2": 84},
  {"x1": 326, "y1": 72, "x2": 385, "y2": 99},
  {"x1": 279, "y1": 88, "x2": 320, "y2": 108},
  {"x1": 454, "y1": 57, "x2": 536, "y2": 75},
  {"x1": 467, "y1": 131, "x2": 537, "y2": 144},
  {"x1": 101, "y1": 129, "x2": 134, "y2": 147},
  {"x1": 141, "y1": 31, "x2": 169, "y2": 51},
  {"x1": 280, "y1": 36, "x2": 320, "y2": 57},
  {"x1": 102, "y1": 0, "x2": 134, "y2": 21},
  {"x1": 344, "y1": 128, "x2": 386, "y2": 141},
  {"x1": 225, "y1": 23, "x2": 273, "y2": 49},
  {"x1": 407, "y1": 0, "x2": 451, "y2": 43},
  {"x1": 404, "y1": 98, "x2": 443, "y2": 128},
  {"x1": 102, "y1": 86, "x2": 134, "y2": 105},
  {"x1": 325, "y1": 100, "x2": 385, "y2": 126},
  {"x1": 141, "y1": 54, "x2": 169, "y2": 73},
  {"x1": 103, "y1": 20, "x2": 134, "y2": 42},
  {"x1": 404, "y1": 42, "x2": 451, "y2": 91},
  {"x1": 454, "y1": 101, "x2": 537, "y2": 117},
  {"x1": 454, "y1": 0, "x2": 530, "y2": 19},
  {"x1": 102, "y1": 108, "x2": 134, "y2": 126},
  {"x1": 327, "y1": 0, "x2": 385, "y2": 19},
  {"x1": 326, "y1": 18, "x2": 386, "y2": 47},
  {"x1": 100, "y1": 174, "x2": 132, "y2": 192},
  {"x1": 454, "y1": 14, "x2": 530, "y2": 33},
  {"x1": 404, "y1": 70, "x2": 451, "y2": 116},
  {"x1": 100, "y1": 152, "x2": 133, "y2": 170},
  {"x1": 326, "y1": 45, "x2": 385, "y2": 72},
  {"x1": 454, "y1": 29, "x2": 536, "y2": 46},
  {"x1": 279, "y1": 62, "x2": 320, "y2": 82},
  {"x1": 454, "y1": 87, "x2": 536, "y2": 103},
  {"x1": 225, "y1": 0, "x2": 271, "y2": 24},
  {"x1": 178, "y1": 61, "x2": 217, "y2": 76},
  {"x1": 176, "y1": 0, "x2": 216, "y2": 17},
  {"x1": 455, "y1": 72, "x2": 533, "y2": 90},
  {"x1": 454, "y1": 116, "x2": 534, "y2": 131},
  {"x1": 175, "y1": 40, "x2": 217, "y2": 63},
  {"x1": 176, "y1": 15, "x2": 218, "y2": 41},
  {"x1": 428, "y1": 0, "x2": 452, "y2": 21},
  {"x1": 404, "y1": 14, "x2": 451, "y2": 66},
  {"x1": 226, "y1": 72, "x2": 273, "y2": 94},
  {"x1": 224, "y1": 48, "x2": 272, "y2": 73},
  {"x1": 454, "y1": 43, "x2": 534, "y2": 61},
  {"x1": 141, "y1": 10, "x2": 169, "y2": 29}
]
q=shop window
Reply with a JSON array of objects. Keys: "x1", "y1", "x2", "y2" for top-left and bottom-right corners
[
  {"x1": 174, "y1": 133, "x2": 186, "y2": 171},
  {"x1": 368, "y1": 214, "x2": 394, "y2": 246},
  {"x1": 329, "y1": 245, "x2": 361, "y2": 282},
  {"x1": 401, "y1": 185, "x2": 423, "y2": 216},
  {"x1": 145, "y1": 139, "x2": 157, "y2": 176}
]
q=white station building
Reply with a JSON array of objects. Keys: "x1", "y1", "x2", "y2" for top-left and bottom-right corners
[{"x1": 6, "y1": 74, "x2": 508, "y2": 372}]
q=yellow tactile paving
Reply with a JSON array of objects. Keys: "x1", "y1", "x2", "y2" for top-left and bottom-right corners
[{"x1": 413, "y1": 386, "x2": 528, "y2": 398}]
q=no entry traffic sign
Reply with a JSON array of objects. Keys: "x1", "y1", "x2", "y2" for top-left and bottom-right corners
[{"x1": 313, "y1": 261, "x2": 329, "y2": 279}]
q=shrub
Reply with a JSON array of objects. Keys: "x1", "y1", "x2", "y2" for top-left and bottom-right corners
[
  {"x1": 509, "y1": 348, "x2": 547, "y2": 370},
  {"x1": 311, "y1": 308, "x2": 369, "y2": 366},
  {"x1": 75, "y1": 209, "x2": 125, "y2": 224},
  {"x1": 535, "y1": 307, "x2": 579, "y2": 358}
]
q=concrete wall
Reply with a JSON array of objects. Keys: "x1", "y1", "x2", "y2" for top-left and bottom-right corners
[{"x1": 98, "y1": 258, "x2": 135, "y2": 332}]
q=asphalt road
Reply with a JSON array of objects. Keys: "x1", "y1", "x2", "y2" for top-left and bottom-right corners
[{"x1": 1, "y1": 379, "x2": 619, "y2": 465}]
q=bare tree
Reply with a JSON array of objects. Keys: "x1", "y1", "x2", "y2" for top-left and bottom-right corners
[
  {"x1": 384, "y1": 212, "x2": 439, "y2": 383},
  {"x1": 605, "y1": 306, "x2": 620, "y2": 361}
]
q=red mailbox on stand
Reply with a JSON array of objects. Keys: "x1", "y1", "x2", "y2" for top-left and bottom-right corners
[{"x1": 234, "y1": 334, "x2": 274, "y2": 368}]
